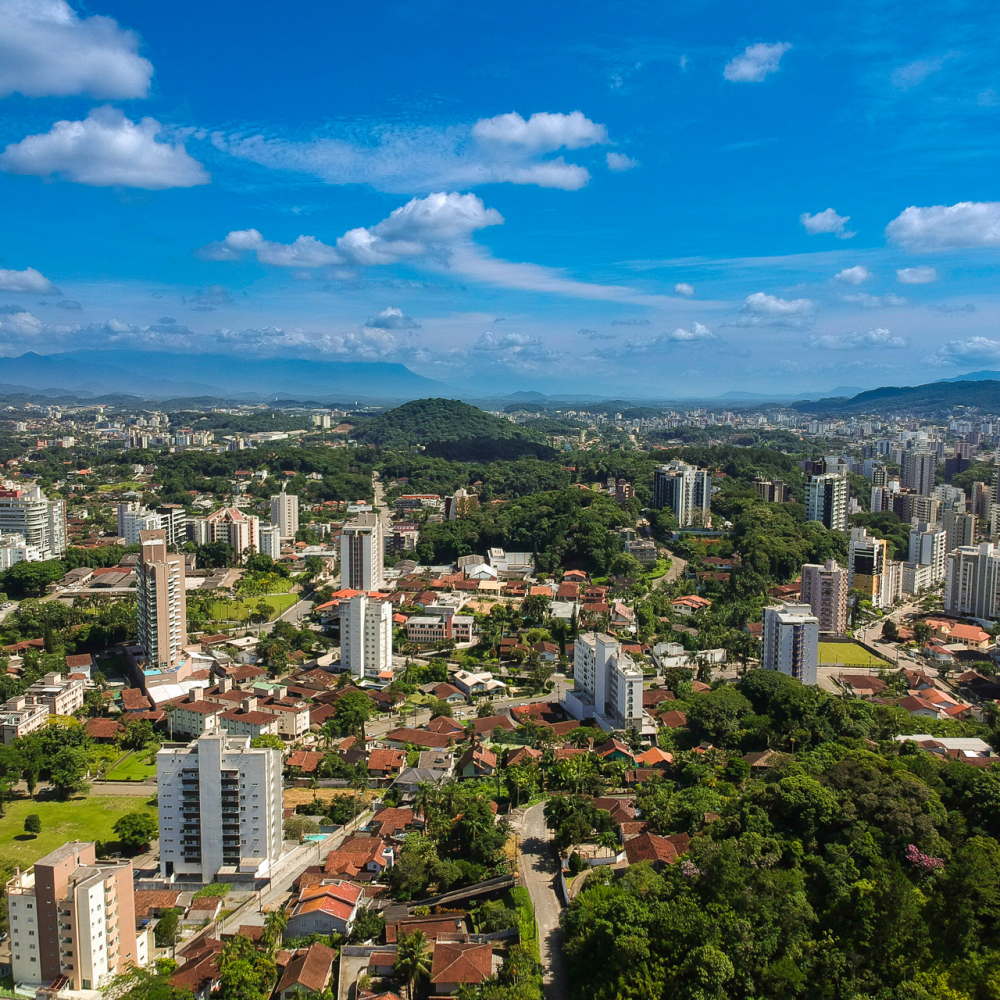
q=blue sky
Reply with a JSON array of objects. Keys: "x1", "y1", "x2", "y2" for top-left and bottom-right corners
[{"x1": 1, "y1": 0, "x2": 1000, "y2": 396}]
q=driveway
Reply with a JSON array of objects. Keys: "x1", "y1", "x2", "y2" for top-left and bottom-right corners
[{"x1": 518, "y1": 802, "x2": 569, "y2": 1000}]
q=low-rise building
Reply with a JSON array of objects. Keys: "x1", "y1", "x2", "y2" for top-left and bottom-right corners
[
  {"x1": 0, "y1": 696, "x2": 48, "y2": 744},
  {"x1": 23, "y1": 672, "x2": 85, "y2": 716}
]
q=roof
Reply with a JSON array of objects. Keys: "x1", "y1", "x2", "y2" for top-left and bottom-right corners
[
  {"x1": 430, "y1": 941, "x2": 493, "y2": 985},
  {"x1": 84, "y1": 718, "x2": 124, "y2": 740},
  {"x1": 133, "y1": 889, "x2": 181, "y2": 918},
  {"x1": 471, "y1": 714, "x2": 515, "y2": 734},
  {"x1": 275, "y1": 942, "x2": 337, "y2": 996},
  {"x1": 383, "y1": 727, "x2": 454, "y2": 748},
  {"x1": 635, "y1": 746, "x2": 673, "y2": 766},
  {"x1": 386, "y1": 913, "x2": 467, "y2": 944},
  {"x1": 368, "y1": 748, "x2": 407, "y2": 773},
  {"x1": 624, "y1": 831, "x2": 691, "y2": 866},
  {"x1": 371, "y1": 806, "x2": 414, "y2": 837},
  {"x1": 659, "y1": 710, "x2": 688, "y2": 729},
  {"x1": 286, "y1": 750, "x2": 324, "y2": 773},
  {"x1": 121, "y1": 688, "x2": 152, "y2": 711}
]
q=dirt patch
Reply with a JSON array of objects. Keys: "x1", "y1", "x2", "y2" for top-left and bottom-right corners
[{"x1": 283, "y1": 787, "x2": 377, "y2": 808}]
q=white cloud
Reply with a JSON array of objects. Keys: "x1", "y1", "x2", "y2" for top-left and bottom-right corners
[
  {"x1": 841, "y1": 292, "x2": 907, "y2": 308},
  {"x1": 723, "y1": 42, "x2": 792, "y2": 83},
  {"x1": 932, "y1": 336, "x2": 1000, "y2": 366},
  {"x1": 886, "y1": 202, "x2": 1000, "y2": 251},
  {"x1": 364, "y1": 306, "x2": 420, "y2": 330},
  {"x1": 674, "y1": 282, "x2": 695, "y2": 296},
  {"x1": 1, "y1": 107, "x2": 209, "y2": 189},
  {"x1": 0, "y1": 266, "x2": 56, "y2": 293},
  {"x1": 811, "y1": 328, "x2": 907, "y2": 350},
  {"x1": 200, "y1": 229, "x2": 341, "y2": 267},
  {"x1": 834, "y1": 265, "x2": 871, "y2": 285},
  {"x1": 733, "y1": 291, "x2": 814, "y2": 328},
  {"x1": 800, "y1": 208, "x2": 855, "y2": 239},
  {"x1": 606, "y1": 151, "x2": 638, "y2": 171},
  {"x1": 891, "y1": 57, "x2": 945, "y2": 90},
  {"x1": 0, "y1": 310, "x2": 43, "y2": 336},
  {"x1": 217, "y1": 110, "x2": 610, "y2": 194},
  {"x1": 664, "y1": 322, "x2": 715, "y2": 342},
  {"x1": 472, "y1": 111, "x2": 607, "y2": 151},
  {"x1": 897, "y1": 266, "x2": 938, "y2": 284},
  {"x1": 0, "y1": 0, "x2": 152, "y2": 99}
]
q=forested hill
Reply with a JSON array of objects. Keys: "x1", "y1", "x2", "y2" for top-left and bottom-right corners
[
  {"x1": 355, "y1": 398, "x2": 557, "y2": 461},
  {"x1": 793, "y1": 378, "x2": 1000, "y2": 416}
]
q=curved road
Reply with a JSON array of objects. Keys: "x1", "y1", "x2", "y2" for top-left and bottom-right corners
[{"x1": 518, "y1": 802, "x2": 569, "y2": 1000}]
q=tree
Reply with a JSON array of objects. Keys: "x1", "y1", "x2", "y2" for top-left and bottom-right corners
[
  {"x1": 913, "y1": 621, "x2": 932, "y2": 646},
  {"x1": 106, "y1": 963, "x2": 193, "y2": 1000},
  {"x1": 597, "y1": 828, "x2": 619, "y2": 857},
  {"x1": 250, "y1": 733, "x2": 286, "y2": 750},
  {"x1": 114, "y1": 811, "x2": 158, "y2": 854},
  {"x1": 23, "y1": 813, "x2": 40, "y2": 837},
  {"x1": 882, "y1": 618, "x2": 900, "y2": 643},
  {"x1": 285, "y1": 816, "x2": 320, "y2": 841},
  {"x1": 333, "y1": 690, "x2": 373, "y2": 741},
  {"x1": 153, "y1": 908, "x2": 180, "y2": 949},
  {"x1": 120, "y1": 719, "x2": 154, "y2": 751},
  {"x1": 395, "y1": 930, "x2": 433, "y2": 1000},
  {"x1": 261, "y1": 908, "x2": 288, "y2": 955},
  {"x1": 49, "y1": 747, "x2": 89, "y2": 799}
]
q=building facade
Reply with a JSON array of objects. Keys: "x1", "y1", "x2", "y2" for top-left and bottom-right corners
[
  {"x1": 901, "y1": 449, "x2": 937, "y2": 496},
  {"x1": 561, "y1": 632, "x2": 643, "y2": 730},
  {"x1": 805, "y1": 473, "x2": 848, "y2": 531},
  {"x1": 943, "y1": 510, "x2": 977, "y2": 552},
  {"x1": 340, "y1": 593, "x2": 393, "y2": 679},
  {"x1": 761, "y1": 603, "x2": 819, "y2": 686},
  {"x1": 137, "y1": 529, "x2": 188, "y2": 671},
  {"x1": 799, "y1": 558, "x2": 848, "y2": 633},
  {"x1": 157, "y1": 732, "x2": 285, "y2": 882},
  {"x1": 944, "y1": 543, "x2": 1000, "y2": 621},
  {"x1": 270, "y1": 488, "x2": 299, "y2": 539},
  {"x1": 0, "y1": 485, "x2": 66, "y2": 560},
  {"x1": 191, "y1": 507, "x2": 260, "y2": 562},
  {"x1": 258, "y1": 523, "x2": 282, "y2": 559},
  {"x1": 849, "y1": 527, "x2": 890, "y2": 608},
  {"x1": 653, "y1": 462, "x2": 712, "y2": 528},
  {"x1": 908, "y1": 521, "x2": 948, "y2": 584},
  {"x1": 341, "y1": 512, "x2": 384, "y2": 591}
]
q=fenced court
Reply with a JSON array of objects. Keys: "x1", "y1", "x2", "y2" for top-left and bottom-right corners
[{"x1": 818, "y1": 641, "x2": 885, "y2": 669}]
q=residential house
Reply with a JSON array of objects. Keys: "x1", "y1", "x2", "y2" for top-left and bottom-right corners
[
  {"x1": 457, "y1": 745, "x2": 497, "y2": 778},
  {"x1": 624, "y1": 831, "x2": 692, "y2": 869},
  {"x1": 285, "y1": 880, "x2": 365, "y2": 937},
  {"x1": 430, "y1": 941, "x2": 495, "y2": 995},
  {"x1": 275, "y1": 942, "x2": 338, "y2": 1000}
]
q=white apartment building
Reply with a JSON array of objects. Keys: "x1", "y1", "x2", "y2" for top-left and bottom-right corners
[
  {"x1": 341, "y1": 593, "x2": 393, "y2": 679},
  {"x1": 117, "y1": 503, "x2": 163, "y2": 546},
  {"x1": 270, "y1": 487, "x2": 299, "y2": 539},
  {"x1": 908, "y1": 521, "x2": 948, "y2": 585},
  {"x1": 7, "y1": 842, "x2": 142, "y2": 991},
  {"x1": 0, "y1": 484, "x2": 66, "y2": 559},
  {"x1": 191, "y1": 507, "x2": 260, "y2": 562},
  {"x1": 562, "y1": 632, "x2": 643, "y2": 731},
  {"x1": 762, "y1": 603, "x2": 819, "y2": 686},
  {"x1": 23, "y1": 673, "x2": 84, "y2": 717},
  {"x1": 0, "y1": 533, "x2": 43, "y2": 570},
  {"x1": 258, "y1": 523, "x2": 282, "y2": 559},
  {"x1": 943, "y1": 510, "x2": 977, "y2": 552},
  {"x1": 652, "y1": 461, "x2": 712, "y2": 528},
  {"x1": 0, "y1": 696, "x2": 48, "y2": 744},
  {"x1": 137, "y1": 529, "x2": 188, "y2": 671},
  {"x1": 341, "y1": 512, "x2": 384, "y2": 590},
  {"x1": 944, "y1": 543, "x2": 1000, "y2": 621},
  {"x1": 805, "y1": 473, "x2": 848, "y2": 531},
  {"x1": 157, "y1": 732, "x2": 285, "y2": 882}
]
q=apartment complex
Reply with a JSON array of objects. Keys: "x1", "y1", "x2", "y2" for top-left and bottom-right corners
[
  {"x1": 7, "y1": 842, "x2": 141, "y2": 991},
  {"x1": 761, "y1": 603, "x2": 819, "y2": 686},
  {"x1": 137, "y1": 529, "x2": 188, "y2": 671},
  {"x1": 258, "y1": 522, "x2": 282, "y2": 559},
  {"x1": 848, "y1": 527, "x2": 889, "y2": 608},
  {"x1": 191, "y1": 507, "x2": 260, "y2": 561},
  {"x1": 0, "y1": 485, "x2": 66, "y2": 560},
  {"x1": 157, "y1": 732, "x2": 285, "y2": 882},
  {"x1": 799, "y1": 558, "x2": 848, "y2": 633},
  {"x1": 24, "y1": 672, "x2": 85, "y2": 717},
  {"x1": 652, "y1": 461, "x2": 712, "y2": 528},
  {"x1": 341, "y1": 512, "x2": 384, "y2": 591},
  {"x1": 944, "y1": 543, "x2": 1000, "y2": 621},
  {"x1": 908, "y1": 521, "x2": 948, "y2": 584},
  {"x1": 900, "y1": 449, "x2": 937, "y2": 496},
  {"x1": 0, "y1": 696, "x2": 49, "y2": 744},
  {"x1": 943, "y1": 510, "x2": 977, "y2": 552},
  {"x1": 805, "y1": 473, "x2": 848, "y2": 531},
  {"x1": 562, "y1": 632, "x2": 643, "y2": 730},
  {"x1": 270, "y1": 487, "x2": 299, "y2": 539},
  {"x1": 340, "y1": 593, "x2": 393, "y2": 679}
]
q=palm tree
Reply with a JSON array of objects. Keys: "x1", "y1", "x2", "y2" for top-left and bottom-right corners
[
  {"x1": 413, "y1": 781, "x2": 438, "y2": 834},
  {"x1": 394, "y1": 930, "x2": 432, "y2": 1000},
  {"x1": 261, "y1": 908, "x2": 288, "y2": 955},
  {"x1": 597, "y1": 829, "x2": 620, "y2": 858}
]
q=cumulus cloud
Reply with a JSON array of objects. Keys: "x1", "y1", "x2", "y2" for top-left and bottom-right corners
[
  {"x1": 732, "y1": 291, "x2": 814, "y2": 328},
  {"x1": 841, "y1": 292, "x2": 907, "y2": 308},
  {"x1": 364, "y1": 306, "x2": 420, "y2": 330},
  {"x1": 217, "y1": 109, "x2": 611, "y2": 193},
  {"x1": 886, "y1": 202, "x2": 1000, "y2": 251},
  {"x1": 0, "y1": 0, "x2": 152, "y2": 99},
  {"x1": 800, "y1": 208, "x2": 855, "y2": 238},
  {"x1": 674, "y1": 282, "x2": 695, "y2": 296},
  {"x1": 897, "y1": 266, "x2": 938, "y2": 284},
  {"x1": 932, "y1": 336, "x2": 1000, "y2": 365},
  {"x1": 606, "y1": 151, "x2": 637, "y2": 171},
  {"x1": 469, "y1": 330, "x2": 560, "y2": 370},
  {"x1": 0, "y1": 266, "x2": 56, "y2": 293},
  {"x1": 810, "y1": 328, "x2": 907, "y2": 350},
  {"x1": 835, "y1": 265, "x2": 870, "y2": 285},
  {"x1": 724, "y1": 42, "x2": 792, "y2": 83},
  {"x1": 0, "y1": 310, "x2": 43, "y2": 336},
  {"x1": 1, "y1": 107, "x2": 209, "y2": 189},
  {"x1": 663, "y1": 322, "x2": 716, "y2": 342},
  {"x1": 472, "y1": 111, "x2": 607, "y2": 151},
  {"x1": 200, "y1": 229, "x2": 340, "y2": 267}
]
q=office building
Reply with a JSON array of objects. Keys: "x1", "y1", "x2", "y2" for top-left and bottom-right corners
[
  {"x1": 137, "y1": 529, "x2": 188, "y2": 671},
  {"x1": 908, "y1": 521, "x2": 948, "y2": 584},
  {"x1": 849, "y1": 527, "x2": 890, "y2": 608},
  {"x1": 0, "y1": 485, "x2": 66, "y2": 559},
  {"x1": 652, "y1": 461, "x2": 712, "y2": 528},
  {"x1": 258, "y1": 523, "x2": 282, "y2": 559},
  {"x1": 270, "y1": 487, "x2": 299, "y2": 539},
  {"x1": 805, "y1": 473, "x2": 848, "y2": 531},
  {"x1": 191, "y1": 507, "x2": 260, "y2": 562},
  {"x1": 340, "y1": 594, "x2": 393, "y2": 679},
  {"x1": 341, "y1": 512, "x2": 384, "y2": 590},
  {"x1": 7, "y1": 842, "x2": 141, "y2": 991},
  {"x1": 901, "y1": 449, "x2": 937, "y2": 496},
  {"x1": 944, "y1": 543, "x2": 1000, "y2": 620},
  {"x1": 799, "y1": 559, "x2": 848, "y2": 634},
  {"x1": 943, "y1": 510, "x2": 978, "y2": 552},
  {"x1": 761, "y1": 603, "x2": 819, "y2": 686},
  {"x1": 561, "y1": 633, "x2": 643, "y2": 730},
  {"x1": 157, "y1": 732, "x2": 285, "y2": 882}
]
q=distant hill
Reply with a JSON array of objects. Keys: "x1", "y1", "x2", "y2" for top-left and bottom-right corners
[
  {"x1": 354, "y1": 398, "x2": 557, "y2": 460},
  {"x1": 792, "y1": 378, "x2": 1000, "y2": 415}
]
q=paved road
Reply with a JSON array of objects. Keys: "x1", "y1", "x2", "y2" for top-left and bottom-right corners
[
  {"x1": 652, "y1": 549, "x2": 687, "y2": 589},
  {"x1": 518, "y1": 802, "x2": 568, "y2": 1000}
]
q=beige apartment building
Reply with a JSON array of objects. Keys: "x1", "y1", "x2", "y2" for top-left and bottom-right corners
[
  {"x1": 23, "y1": 673, "x2": 85, "y2": 717},
  {"x1": 137, "y1": 528, "x2": 188, "y2": 671},
  {"x1": 0, "y1": 696, "x2": 49, "y2": 744}
]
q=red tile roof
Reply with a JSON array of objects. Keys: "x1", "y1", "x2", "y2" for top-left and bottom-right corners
[
  {"x1": 624, "y1": 831, "x2": 691, "y2": 866},
  {"x1": 430, "y1": 941, "x2": 493, "y2": 985}
]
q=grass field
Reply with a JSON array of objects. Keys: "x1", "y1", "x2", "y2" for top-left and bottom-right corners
[
  {"x1": 819, "y1": 641, "x2": 885, "y2": 668},
  {"x1": 0, "y1": 794, "x2": 157, "y2": 864},
  {"x1": 208, "y1": 592, "x2": 298, "y2": 622},
  {"x1": 104, "y1": 751, "x2": 157, "y2": 782},
  {"x1": 97, "y1": 481, "x2": 143, "y2": 493}
]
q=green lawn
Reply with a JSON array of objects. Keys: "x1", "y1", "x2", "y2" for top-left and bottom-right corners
[
  {"x1": 208, "y1": 592, "x2": 298, "y2": 622},
  {"x1": 97, "y1": 481, "x2": 143, "y2": 492},
  {"x1": 0, "y1": 794, "x2": 157, "y2": 865},
  {"x1": 104, "y1": 751, "x2": 157, "y2": 782},
  {"x1": 818, "y1": 641, "x2": 885, "y2": 668}
]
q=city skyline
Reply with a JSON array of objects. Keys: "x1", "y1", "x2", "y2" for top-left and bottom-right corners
[{"x1": 2, "y1": 1, "x2": 1000, "y2": 394}]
